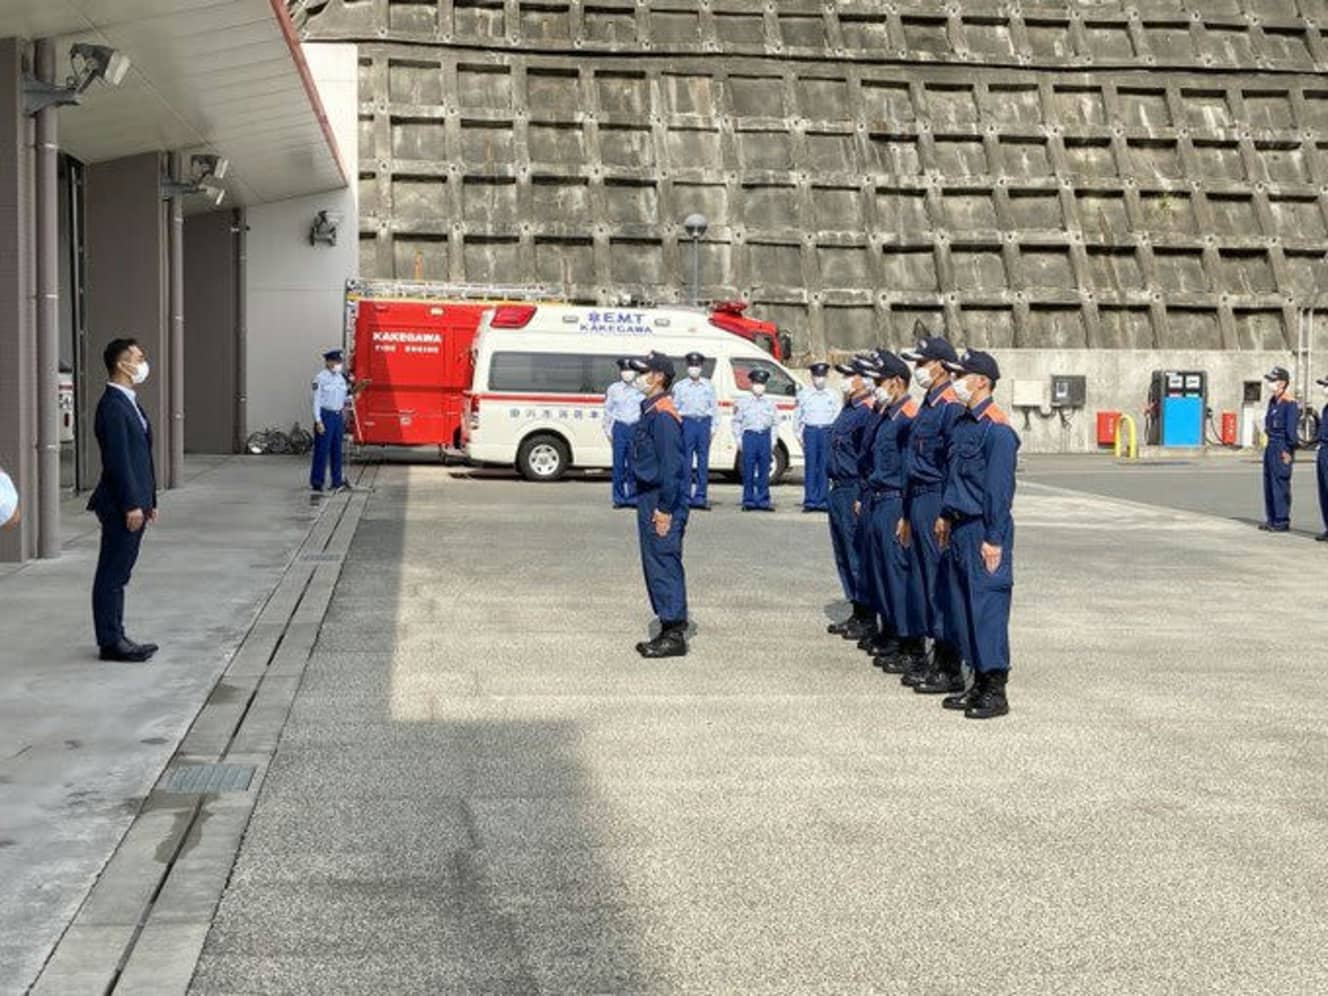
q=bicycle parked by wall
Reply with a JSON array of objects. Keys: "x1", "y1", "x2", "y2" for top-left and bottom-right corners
[{"x1": 245, "y1": 422, "x2": 314, "y2": 456}]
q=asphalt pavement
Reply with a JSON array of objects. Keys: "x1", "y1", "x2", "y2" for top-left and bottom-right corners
[{"x1": 185, "y1": 460, "x2": 1328, "y2": 995}]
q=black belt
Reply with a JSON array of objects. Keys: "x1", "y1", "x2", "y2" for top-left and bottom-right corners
[
  {"x1": 868, "y1": 487, "x2": 903, "y2": 498},
  {"x1": 910, "y1": 482, "x2": 943, "y2": 495}
]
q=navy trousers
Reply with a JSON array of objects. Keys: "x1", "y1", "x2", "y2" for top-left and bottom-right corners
[
  {"x1": 1262, "y1": 443, "x2": 1293, "y2": 528},
  {"x1": 311, "y1": 408, "x2": 345, "y2": 490},
  {"x1": 801, "y1": 426, "x2": 830, "y2": 510},
  {"x1": 681, "y1": 416, "x2": 712, "y2": 507},
  {"x1": 867, "y1": 493, "x2": 923, "y2": 638},
  {"x1": 611, "y1": 421, "x2": 637, "y2": 507},
  {"x1": 946, "y1": 518, "x2": 1013, "y2": 673},
  {"x1": 1319, "y1": 446, "x2": 1328, "y2": 532},
  {"x1": 828, "y1": 481, "x2": 861, "y2": 602},
  {"x1": 907, "y1": 487, "x2": 952, "y2": 644},
  {"x1": 637, "y1": 500, "x2": 688, "y2": 623},
  {"x1": 740, "y1": 430, "x2": 773, "y2": 509},
  {"x1": 92, "y1": 509, "x2": 146, "y2": 648}
]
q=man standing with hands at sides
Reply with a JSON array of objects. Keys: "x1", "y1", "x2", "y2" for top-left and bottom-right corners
[
  {"x1": 935, "y1": 349, "x2": 1019, "y2": 719},
  {"x1": 898, "y1": 329, "x2": 967, "y2": 694},
  {"x1": 1260, "y1": 366, "x2": 1298, "y2": 533},
  {"x1": 732, "y1": 367, "x2": 779, "y2": 511},
  {"x1": 825, "y1": 359, "x2": 878, "y2": 640},
  {"x1": 630, "y1": 352, "x2": 690, "y2": 659},
  {"x1": 310, "y1": 348, "x2": 368, "y2": 495},
  {"x1": 796, "y1": 362, "x2": 839, "y2": 513},
  {"x1": 1316, "y1": 375, "x2": 1328, "y2": 542},
  {"x1": 89, "y1": 338, "x2": 158, "y2": 663},
  {"x1": 672, "y1": 351, "x2": 717, "y2": 510},
  {"x1": 605, "y1": 357, "x2": 644, "y2": 508}
]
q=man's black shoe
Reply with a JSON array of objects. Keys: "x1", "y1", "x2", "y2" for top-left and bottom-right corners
[
  {"x1": 901, "y1": 652, "x2": 931, "y2": 687},
  {"x1": 100, "y1": 639, "x2": 154, "y2": 663},
  {"x1": 965, "y1": 671, "x2": 1010, "y2": 719},
  {"x1": 1317, "y1": 532, "x2": 1328, "y2": 542},
  {"x1": 864, "y1": 635, "x2": 899, "y2": 657},
  {"x1": 841, "y1": 617, "x2": 875, "y2": 641},
  {"x1": 127, "y1": 639, "x2": 159, "y2": 657},
  {"x1": 943, "y1": 676, "x2": 982, "y2": 711},
  {"x1": 827, "y1": 619, "x2": 852, "y2": 635},
  {"x1": 1258, "y1": 522, "x2": 1272, "y2": 531},
  {"x1": 636, "y1": 626, "x2": 687, "y2": 659},
  {"x1": 915, "y1": 642, "x2": 963, "y2": 694}
]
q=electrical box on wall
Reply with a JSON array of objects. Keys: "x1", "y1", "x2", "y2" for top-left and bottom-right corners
[
  {"x1": 1050, "y1": 374, "x2": 1086, "y2": 408},
  {"x1": 1012, "y1": 379, "x2": 1048, "y2": 409},
  {"x1": 1242, "y1": 381, "x2": 1262, "y2": 404}
]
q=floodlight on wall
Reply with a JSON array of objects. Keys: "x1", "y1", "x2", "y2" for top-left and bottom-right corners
[
  {"x1": 161, "y1": 177, "x2": 227, "y2": 207},
  {"x1": 310, "y1": 210, "x2": 342, "y2": 247},
  {"x1": 191, "y1": 154, "x2": 229, "y2": 181},
  {"x1": 23, "y1": 43, "x2": 131, "y2": 116},
  {"x1": 682, "y1": 213, "x2": 709, "y2": 305}
]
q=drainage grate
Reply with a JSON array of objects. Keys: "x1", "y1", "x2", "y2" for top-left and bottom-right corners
[
  {"x1": 164, "y1": 763, "x2": 255, "y2": 794},
  {"x1": 300, "y1": 553, "x2": 343, "y2": 563}
]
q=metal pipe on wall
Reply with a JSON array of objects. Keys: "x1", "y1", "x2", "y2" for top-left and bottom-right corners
[
  {"x1": 35, "y1": 39, "x2": 60, "y2": 558},
  {"x1": 233, "y1": 208, "x2": 247, "y2": 452},
  {"x1": 168, "y1": 151, "x2": 184, "y2": 488}
]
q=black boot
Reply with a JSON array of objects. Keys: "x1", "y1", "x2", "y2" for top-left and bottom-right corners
[
  {"x1": 943, "y1": 671, "x2": 984, "y2": 711},
  {"x1": 863, "y1": 633, "x2": 899, "y2": 657},
  {"x1": 877, "y1": 637, "x2": 923, "y2": 674},
  {"x1": 839, "y1": 604, "x2": 875, "y2": 641},
  {"x1": 636, "y1": 621, "x2": 688, "y2": 659},
  {"x1": 965, "y1": 670, "x2": 1009, "y2": 719},
  {"x1": 827, "y1": 618, "x2": 853, "y2": 635},
  {"x1": 900, "y1": 644, "x2": 933, "y2": 687},
  {"x1": 915, "y1": 642, "x2": 964, "y2": 695}
]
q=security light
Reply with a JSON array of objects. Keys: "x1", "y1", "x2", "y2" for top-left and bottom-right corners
[
  {"x1": 310, "y1": 209, "x2": 342, "y2": 247},
  {"x1": 683, "y1": 213, "x2": 709, "y2": 239},
  {"x1": 191, "y1": 154, "x2": 229, "y2": 181},
  {"x1": 161, "y1": 177, "x2": 226, "y2": 207},
  {"x1": 23, "y1": 42, "x2": 130, "y2": 115}
]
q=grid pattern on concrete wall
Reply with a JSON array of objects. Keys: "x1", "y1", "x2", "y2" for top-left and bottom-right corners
[{"x1": 308, "y1": 0, "x2": 1328, "y2": 355}]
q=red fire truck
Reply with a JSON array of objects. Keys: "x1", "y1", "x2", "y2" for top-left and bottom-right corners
[{"x1": 344, "y1": 279, "x2": 792, "y2": 453}]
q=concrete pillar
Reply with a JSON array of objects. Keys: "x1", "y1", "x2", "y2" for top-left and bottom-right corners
[
  {"x1": 83, "y1": 152, "x2": 168, "y2": 484},
  {"x1": 167, "y1": 152, "x2": 184, "y2": 486},
  {"x1": 183, "y1": 210, "x2": 241, "y2": 453},
  {"x1": 34, "y1": 39, "x2": 60, "y2": 558},
  {"x1": 0, "y1": 38, "x2": 35, "y2": 563}
]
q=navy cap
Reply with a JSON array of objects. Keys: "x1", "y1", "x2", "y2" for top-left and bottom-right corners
[
  {"x1": 876, "y1": 351, "x2": 911, "y2": 382},
  {"x1": 833, "y1": 359, "x2": 866, "y2": 377},
  {"x1": 1265, "y1": 366, "x2": 1290, "y2": 382},
  {"x1": 684, "y1": 351, "x2": 706, "y2": 365},
  {"x1": 944, "y1": 348, "x2": 1001, "y2": 383},
  {"x1": 748, "y1": 367, "x2": 771, "y2": 385},
  {"x1": 628, "y1": 351, "x2": 676, "y2": 379},
  {"x1": 900, "y1": 334, "x2": 958, "y2": 365},
  {"x1": 616, "y1": 357, "x2": 635, "y2": 371},
  {"x1": 809, "y1": 362, "x2": 830, "y2": 376},
  {"x1": 323, "y1": 348, "x2": 343, "y2": 361}
]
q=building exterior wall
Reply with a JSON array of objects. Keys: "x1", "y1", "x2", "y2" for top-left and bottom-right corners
[
  {"x1": 84, "y1": 152, "x2": 168, "y2": 483},
  {"x1": 304, "y1": 0, "x2": 1328, "y2": 429},
  {"x1": 244, "y1": 42, "x2": 358, "y2": 435},
  {"x1": 0, "y1": 38, "x2": 34, "y2": 562},
  {"x1": 184, "y1": 210, "x2": 241, "y2": 453}
]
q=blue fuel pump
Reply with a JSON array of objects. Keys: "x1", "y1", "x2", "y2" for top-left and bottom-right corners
[{"x1": 1147, "y1": 370, "x2": 1207, "y2": 447}]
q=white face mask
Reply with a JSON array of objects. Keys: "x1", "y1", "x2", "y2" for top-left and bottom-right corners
[
  {"x1": 751, "y1": 383, "x2": 767, "y2": 396},
  {"x1": 687, "y1": 366, "x2": 702, "y2": 380},
  {"x1": 914, "y1": 365, "x2": 933, "y2": 390},
  {"x1": 331, "y1": 363, "x2": 344, "y2": 375},
  {"x1": 812, "y1": 376, "x2": 827, "y2": 390},
  {"x1": 621, "y1": 369, "x2": 637, "y2": 383},
  {"x1": 635, "y1": 375, "x2": 652, "y2": 393},
  {"x1": 874, "y1": 385, "x2": 892, "y2": 404},
  {"x1": 952, "y1": 376, "x2": 975, "y2": 405},
  {"x1": 124, "y1": 358, "x2": 149, "y2": 386}
]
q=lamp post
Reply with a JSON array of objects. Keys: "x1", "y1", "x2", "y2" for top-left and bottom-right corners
[{"x1": 682, "y1": 213, "x2": 708, "y2": 306}]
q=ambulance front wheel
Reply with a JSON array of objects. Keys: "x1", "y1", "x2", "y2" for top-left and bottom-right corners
[{"x1": 517, "y1": 433, "x2": 570, "y2": 482}]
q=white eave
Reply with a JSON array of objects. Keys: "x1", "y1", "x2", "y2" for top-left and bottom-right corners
[{"x1": 0, "y1": 0, "x2": 347, "y2": 207}]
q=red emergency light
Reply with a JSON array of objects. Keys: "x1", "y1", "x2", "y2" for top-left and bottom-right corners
[{"x1": 490, "y1": 304, "x2": 538, "y2": 328}]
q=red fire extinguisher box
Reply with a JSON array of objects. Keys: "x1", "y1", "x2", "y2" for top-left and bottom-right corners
[
  {"x1": 1096, "y1": 411, "x2": 1121, "y2": 446},
  {"x1": 1220, "y1": 411, "x2": 1237, "y2": 446}
]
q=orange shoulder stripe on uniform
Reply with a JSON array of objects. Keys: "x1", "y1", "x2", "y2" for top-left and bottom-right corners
[
  {"x1": 655, "y1": 397, "x2": 683, "y2": 423},
  {"x1": 934, "y1": 386, "x2": 958, "y2": 405},
  {"x1": 899, "y1": 398, "x2": 919, "y2": 418},
  {"x1": 980, "y1": 403, "x2": 1011, "y2": 425}
]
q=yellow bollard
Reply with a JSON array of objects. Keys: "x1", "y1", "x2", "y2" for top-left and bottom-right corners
[{"x1": 1113, "y1": 414, "x2": 1138, "y2": 460}]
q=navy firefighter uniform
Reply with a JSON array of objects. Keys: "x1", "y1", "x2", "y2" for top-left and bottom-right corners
[
  {"x1": 939, "y1": 350, "x2": 1020, "y2": 720},
  {"x1": 825, "y1": 362, "x2": 878, "y2": 624},
  {"x1": 311, "y1": 349, "x2": 351, "y2": 493},
  {"x1": 796, "y1": 362, "x2": 840, "y2": 512},
  {"x1": 672, "y1": 352, "x2": 717, "y2": 509},
  {"x1": 1261, "y1": 365, "x2": 1298, "y2": 532},
  {"x1": 732, "y1": 368, "x2": 779, "y2": 510},
  {"x1": 604, "y1": 358, "x2": 645, "y2": 508},
  {"x1": 899, "y1": 335, "x2": 966, "y2": 685},
  {"x1": 862, "y1": 356, "x2": 924, "y2": 662},
  {"x1": 1316, "y1": 375, "x2": 1328, "y2": 542},
  {"x1": 851, "y1": 356, "x2": 893, "y2": 638},
  {"x1": 630, "y1": 353, "x2": 690, "y2": 658}
]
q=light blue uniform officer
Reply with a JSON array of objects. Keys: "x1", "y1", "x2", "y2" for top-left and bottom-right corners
[
  {"x1": 796, "y1": 362, "x2": 840, "y2": 512},
  {"x1": 672, "y1": 351, "x2": 717, "y2": 510},
  {"x1": 1260, "y1": 365, "x2": 1298, "y2": 532},
  {"x1": 311, "y1": 349, "x2": 350, "y2": 493},
  {"x1": 732, "y1": 368, "x2": 780, "y2": 511},
  {"x1": 604, "y1": 358, "x2": 645, "y2": 508},
  {"x1": 825, "y1": 360, "x2": 878, "y2": 638},
  {"x1": 937, "y1": 349, "x2": 1019, "y2": 720},
  {"x1": 1317, "y1": 375, "x2": 1328, "y2": 543}
]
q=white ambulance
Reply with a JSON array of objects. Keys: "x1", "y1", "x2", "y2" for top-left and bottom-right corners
[{"x1": 463, "y1": 303, "x2": 806, "y2": 482}]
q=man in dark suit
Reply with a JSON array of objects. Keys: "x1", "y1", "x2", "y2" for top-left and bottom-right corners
[{"x1": 89, "y1": 338, "x2": 159, "y2": 663}]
